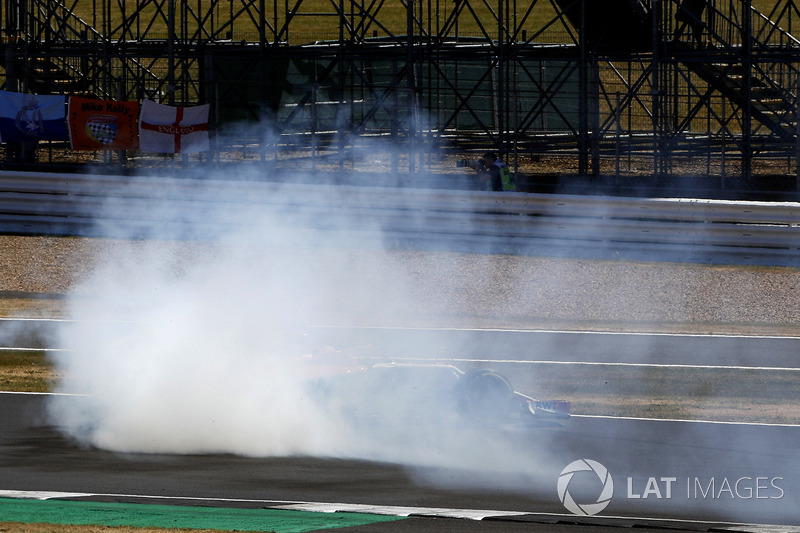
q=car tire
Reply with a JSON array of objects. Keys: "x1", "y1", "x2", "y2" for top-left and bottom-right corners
[{"x1": 455, "y1": 368, "x2": 514, "y2": 422}]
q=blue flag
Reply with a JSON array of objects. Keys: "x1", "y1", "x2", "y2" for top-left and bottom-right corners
[{"x1": 0, "y1": 90, "x2": 68, "y2": 142}]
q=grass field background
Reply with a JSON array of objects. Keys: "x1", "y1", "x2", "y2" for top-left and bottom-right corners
[{"x1": 60, "y1": 0, "x2": 791, "y2": 45}]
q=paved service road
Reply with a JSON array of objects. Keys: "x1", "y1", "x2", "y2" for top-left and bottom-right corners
[{"x1": 1, "y1": 393, "x2": 799, "y2": 532}]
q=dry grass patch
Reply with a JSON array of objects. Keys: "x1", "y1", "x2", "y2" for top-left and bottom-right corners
[
  {"x1": 0, "y1": 350, "x2": 58, "y2": 393},
  {"x1": 0, "y1": 298, "x2": 69, "y2": 319},
  {"x1": 569, "y1": 395, "x2": 800, "y2": 425}
]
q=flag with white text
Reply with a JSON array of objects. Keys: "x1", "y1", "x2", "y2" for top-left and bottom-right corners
[
  {"x1": 0, "y1": 90, "x2": 68, "y2": 143},
  {"x1": 68, "y1": 96, "x2": 139, "y2": 150},
  {"x1": 138, "y1": 99, "x2": 210, "y2": 154}
]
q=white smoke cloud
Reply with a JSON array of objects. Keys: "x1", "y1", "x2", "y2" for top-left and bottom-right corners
[
  {"x1": 44, "y1": 146, "x2": 799, "y2": 524},
  {"x1": 44, "y1": 191, "x2": 558, "y2": 491},
  {"x1": 47, "y1": 231, "x2": 353, "y2": 456}
]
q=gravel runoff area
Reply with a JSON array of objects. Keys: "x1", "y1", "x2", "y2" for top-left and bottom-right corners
[
  {"x1": 1, "y1": 234, "x2": 799, "y2": 335},
  {"x1": 1, "y1": 234, "x2": 799, "y2": 422}
]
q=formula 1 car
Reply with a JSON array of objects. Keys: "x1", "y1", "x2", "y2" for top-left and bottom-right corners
[{"x1": 310, "y1": 361, "x2": 570, "y2": 426}]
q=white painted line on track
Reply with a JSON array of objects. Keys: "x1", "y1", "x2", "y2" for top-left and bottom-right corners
[
  {"x1": 7, "y1": 349, "x2": 799, "y2": 370},
  {"x1": 7, "y1": 317, "x2": 797, "y2": 339},
  {"x1": 0, "y1": 489, "x2": 523, "y2": 520},
  {"x1": 389, "y1": 357, "x2": 800, "y2": 371},
  {"x1": 271, "y1": 502, "x2": 524, "y2": 520},
  {"x1": 2, "y1": 489, "x2": 800, "y2": 530},
  {"x1": 0, "y1": 490, "x2": 88, "y2": 500},
  {"x1": 311, "y1": 324, "x2": 800, "y2": 340},
  {"x1": 0, "y1": 317, "x2": 71, "y2": 322},
  {"x1": 0, "y1": 390, "x2": 84, "y2": 396},
  {"x1": 4, "y1": 318, "x2": 800, "y2": 342},
  {"x1": 573, "y1": 413, "x2": 800, "y2": 428},
  {"x1": 0, "y1": 347, "x2": 70, "y2": 352}
]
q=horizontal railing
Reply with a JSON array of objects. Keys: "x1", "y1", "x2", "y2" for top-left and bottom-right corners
[{"x1": 0, "y1": 171, "x2": 797, "y2": 266}]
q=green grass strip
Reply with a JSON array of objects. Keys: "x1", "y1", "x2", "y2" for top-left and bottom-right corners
[{"x1": 0, "y1": 497, "x2": 405, "y2": 532}]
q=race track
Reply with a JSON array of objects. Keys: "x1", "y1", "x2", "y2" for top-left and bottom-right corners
[{"x1": 2, "y1": 387, "x2": 799, "y2": 532}]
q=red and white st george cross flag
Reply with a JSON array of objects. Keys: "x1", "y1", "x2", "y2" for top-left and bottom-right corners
[{"x1": 138, "y1": 99, "x2": 210, "y2": 154}]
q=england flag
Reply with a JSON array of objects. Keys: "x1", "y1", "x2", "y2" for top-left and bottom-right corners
[{"x1": 138, "y1": 99, "x2": 210, "y2": 154}]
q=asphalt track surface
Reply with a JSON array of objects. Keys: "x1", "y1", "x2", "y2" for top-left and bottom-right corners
[
  {"x1": 5, "y1": 318, "x2": 800, "y2": 368},
  {"x1": 2, "y1": 390, "x2": 800, "y2": 532}
]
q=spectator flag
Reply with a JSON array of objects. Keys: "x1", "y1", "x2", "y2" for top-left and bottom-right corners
[
  {"x1": 138, "y1": 100, "x2": 210, "y2": 154},
  {"x1": 68, "y1": 96, "x2": 139, "y2": 150},
  {"x1": 0, "y1": 90, "x2": 68, "y2": 143}
]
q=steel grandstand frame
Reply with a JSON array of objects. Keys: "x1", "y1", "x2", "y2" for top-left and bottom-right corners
[{"x1": 1, "y1": 0, "x2": 800, "y2": 192}]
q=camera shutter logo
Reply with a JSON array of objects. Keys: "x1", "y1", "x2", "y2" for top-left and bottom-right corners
[{"x1": 558, "y1": 459, "x2": 614, "y2": 516}]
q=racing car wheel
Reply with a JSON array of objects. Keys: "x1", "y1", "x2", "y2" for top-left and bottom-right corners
[{"x1": 455, "y1": 368, "x2": 514, "y2": 422}]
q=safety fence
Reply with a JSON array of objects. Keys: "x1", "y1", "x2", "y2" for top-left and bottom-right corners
[{"x1": 0, "y1": 170, "x2": 797, "y2": 266}]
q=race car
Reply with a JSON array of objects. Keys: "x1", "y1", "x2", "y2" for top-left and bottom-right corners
[{"x1": 310, "y1": 361, "x2": 570, "y2": 426}]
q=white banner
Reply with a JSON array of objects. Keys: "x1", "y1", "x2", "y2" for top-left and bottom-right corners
[{"x1": 138, "y1": 99, "x2": 209, "y2": 154}]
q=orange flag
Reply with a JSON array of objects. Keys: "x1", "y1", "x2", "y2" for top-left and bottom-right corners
[{"x1": 68, "y1": 96, "x2": 139, "y2": 150}]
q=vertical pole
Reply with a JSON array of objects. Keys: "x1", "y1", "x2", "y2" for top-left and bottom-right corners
[
  {"x1": 273, "y1": 0, "x2": 278, "y2": 43},
  {"x1": 260, "y1": 0, "x2": 265, "y2": 43},
  {"x1": 651, "y1": 0, "x2": 661, "y2": 181},
  {"x1": 512, "y1": 0, "x2": 520, "y2": 179},
  {"x1": 515, "y1": 0, "x2": 522, "y2": 180},
  {"x1": 259, "y1": 0, "x2": 267, "y2": 163},
  {"x1": 707, "y1": 90, "x2": 712, "y2": 179},
  {"x1": 338, "y1": 0, "x2": 346, "y2": 170},
  {"x1": 391, "y1": 60, "x2": 399, "y2": 180},
  {"x1": 497, "y1": 0, "x2": 504, "y2": 160},
  {"x1": 407, "y1": 0, "x2": 416, "y2": 176},
  {"x1": 627, "y1": 61, "x2": 632, "y2": 171},
  {"x1": 578, "y1": 0, "x2": 587, "y2": 176},
  {"x1": 311, "y1": 83, "x2": 318, "y2": 172},
  {"x1": 721, "y1": 96, "x2": 726, "y2": 180},
  {"x1": 168, "y1": 0, "x2": 175, "y2": 105},
  {"x1": 796, "y1": 77, "x2": 800, "y2": 192},
  {"x1": 615, "y1": 92, "x2": 621, "y2": 183},
  {"x1": 592, "y1": 60, "x2": 600, "y2": 176},
  {"x1": 513, "y1": 51, "x2": 519, "y2": 181},
  {"x1": 205, "y1": 53, "x2": 220, "y2": 165},
  {"x1": 4, "y1": 35, "x2": 15, "y2": 93},
  {"x1": 742, "y1": 0, "x2": 752, "y2": 180},
  {"x1": 116, "y1": 79, "x2": 125, "y2": 167}
]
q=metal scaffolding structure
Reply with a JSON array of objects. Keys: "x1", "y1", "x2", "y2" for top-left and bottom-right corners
[{"x1": 1, "y1": 0, "x2": 800, "y2": 193}]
